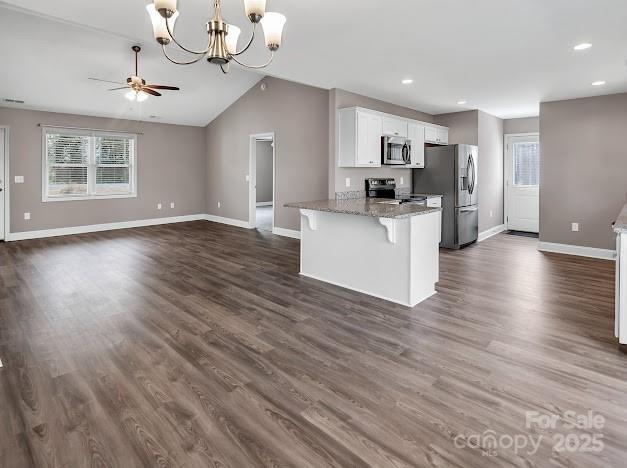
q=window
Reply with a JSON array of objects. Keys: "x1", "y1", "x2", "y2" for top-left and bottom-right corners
[
  {"x1": 43, "y1": 128, "x2": 137, "y2": 201},
  {"x1": 512, "y1": 141, "x2": 540, "y2": 187}
]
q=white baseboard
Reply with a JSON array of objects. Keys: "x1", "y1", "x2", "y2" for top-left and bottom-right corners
[
  {"x1": 7, "y1": 214, "x2": 206, "y2": 241},
  {"x1": 204, "y1": 214, "x2": 252, "y2": 229},
  {"x1": 272, "y1": 227, "x2": 301, "y2": 239},
  {"x1": 256, "y1": 201, "x2": 273, "y2": 207},
  {"x1": 478, "y1": 224, "x2": 507, "y2": 242},
  {"x1": 538, "y1": 241, "x2": 616, "y2": 260}
]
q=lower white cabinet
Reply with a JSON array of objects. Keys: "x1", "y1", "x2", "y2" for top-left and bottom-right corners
[{"x1": 338, "y1": 108, "x2": 382, "y2": 167}]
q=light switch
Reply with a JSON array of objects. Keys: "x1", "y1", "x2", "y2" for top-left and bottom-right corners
[
  {"x1": 245, "y1": 175, "x2": 251, "y2": 182},
  {"x1": 217, "y1": 201, "x2": 221, "y2": 208},
  {"x1": 14, "y1": 176, "x2": 24, "y2": 183},
  {"x1": 24, "y1": 212, "x2": 30, "y2": 220},
  {"x1": 157, "y1": 203, "x2": 162, "y2": 210},
  {"x1": 572, "y1": 223, "x2": 579, "y2": 232},
  {"x1": 170, "y1": 202, "x2": 175, "y2": 209},
  {"x1": 345, "y1": 177, "x2": 351, "y2": 188},
  {"x1": 400, "y1": 177, "x2": 404, "y2": 185}
]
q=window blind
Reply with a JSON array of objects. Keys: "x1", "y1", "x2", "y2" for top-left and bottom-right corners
[
  {"x1": 43, "y1": 129, "x2": 136, "y2": 200},
  {"x1": 513, "y1": 142, "x2": 540, "y2": 187}
]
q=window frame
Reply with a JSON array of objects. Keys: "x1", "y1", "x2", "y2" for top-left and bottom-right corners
[{"x1": 42, "y1": 127, "x2": 138, "y2": 202}]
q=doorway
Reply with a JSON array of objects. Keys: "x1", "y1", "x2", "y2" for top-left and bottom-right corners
[
  {"x1": 249, "y1": 133, "x2": 275, "y2": 232},
  {"x1": 505, "y1": 133, "x2": 540, "y2": 233},
  {"x1": 0, "y1": 127, "x2": 6, "y2": 240}
]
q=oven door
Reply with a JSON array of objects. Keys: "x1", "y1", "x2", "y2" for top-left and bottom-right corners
[{"x1": 382, "y1": 137, "x2": 411, "y2": 165}]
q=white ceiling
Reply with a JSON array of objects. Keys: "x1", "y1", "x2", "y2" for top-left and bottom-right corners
[{"x1": 2, "y1": 0, "x2": 627, "y2": 125}]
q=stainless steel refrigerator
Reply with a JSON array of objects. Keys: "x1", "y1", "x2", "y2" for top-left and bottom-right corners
[{"x1": 413, "y1": 144, "x2": 478, "y2": 249}]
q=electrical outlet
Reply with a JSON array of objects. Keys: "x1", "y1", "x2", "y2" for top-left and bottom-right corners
[
  {"x1": 572, "y1": 222, "x2": 579, "y2": 232},
  {"x1": 24, "y1": 212, "x2": 30, "y2": 220},
  {"x1": 490, "y1": 210, "x2": 493, "y2": 218},
  {"x1": 170, "y1": 202, "x2": 175, "y2": 209},
  {"x1": 345, "y1": 177, "x2": 351, "y2": 188},
  {"x1": 400, "y1": 177, "x2": 404, "y2": 185},
  {"x1": 245, "y1": 175, "x2": 251, "y2": 182},
  {"x1": 217, "y1": 201, "x2": 221, "y2": 208},
  {"x1": 14, "y1": 175, "x2": 24, "y2": 183},
  {"x1": 157, "y1": 203, "x2": 162, "y2": 210}
]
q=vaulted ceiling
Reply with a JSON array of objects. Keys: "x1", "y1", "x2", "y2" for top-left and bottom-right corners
[{"x1": 1, "y1": 0, "x2": 626, "y2": 126}]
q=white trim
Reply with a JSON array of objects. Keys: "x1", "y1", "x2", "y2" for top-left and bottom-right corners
[
  {"x1": 249, "y1": 133, "x2": 275, "y2": 231},
  {"x1": 478, "y1": 224, "x2": 507, "y2": 242},
  {"x1": 0, "y1": 126, "x2": 8, "y2": 241},
  {"x1": 300, "y1": 272, "x2": 436, "y2": 307},
  {"x1": 6, "y1": 214, "x2": 206, "y2": 241},
  {"x1": 256, "y1": 201, "x2": 273, "y2": 207},
  {"x1": 272, "y1": 227, "x2": 301, "y2": 239},
  {"x1": 204, "y1": 214, "x2": 252, "y2": 229},
  {"x1": 538, "y1": 241, "x2": 616, "y2": 260}
]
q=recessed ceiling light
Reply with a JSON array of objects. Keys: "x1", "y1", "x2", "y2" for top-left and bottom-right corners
[
  {"x1": 401, "y1": 79, "x2": 413, "y2": 85},
  {"x1": 457, "y1": 100, "x2": 467, "y2": 105},
  {"x1": 573, "y1": 43, "x2": 592, "y2": 51},
  {"x1": 592, "y1": 80, "x2": 606, "y2": 86}
]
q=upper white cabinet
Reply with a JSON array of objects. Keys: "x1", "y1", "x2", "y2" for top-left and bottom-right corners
[
  {"x1": 382, "y1": 116, "x2": 408, "y2": 137},
  {"x1": 425, "y1": 125, "x2": 449, "y2": 145},
  {"x1": 338, "y1": 107, "x2": 448, "y2": 168},
  {"x1": 407, "y1": 122, "x2": 425, "y2": 168},
  {"x1": 338, "y1": 107, "x2": 383, "y2": 167}
]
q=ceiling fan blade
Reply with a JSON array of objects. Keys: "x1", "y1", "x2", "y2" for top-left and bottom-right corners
[
  {"x1": 89, "y1": 77, "x2": 125, "y2": 85},
  {"x1": 141, "y1": 88, "x2": 162, "y2": 97},
  {"x1": 108, "y1": 87, "x2": 129, "y2": 91},
  {"x1": 144, "y1": 85, "x2": 180, "y2": 91}
]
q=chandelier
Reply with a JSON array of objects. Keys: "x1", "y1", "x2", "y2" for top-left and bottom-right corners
[{"x1": 146, "y1": 0, "x2": 286, "y2": 73}]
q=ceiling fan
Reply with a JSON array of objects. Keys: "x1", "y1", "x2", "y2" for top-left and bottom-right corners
[{"x1": 89, "y1": 45, "x2": 179, "y2": 102}]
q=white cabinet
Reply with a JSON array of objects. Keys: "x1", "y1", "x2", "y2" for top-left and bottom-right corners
[
  {"x1": 407, "y1": 122, "x2": 425, "y2": 168},
  {"x1": 382, "y1": 116, "x2": 408, "y2": 137},
  {"x1": 338, "y1": 108, "x2": 382, "y2": 167},
  {"x1": 425, "y1": 125, "x2": 449, "y2": 145}
]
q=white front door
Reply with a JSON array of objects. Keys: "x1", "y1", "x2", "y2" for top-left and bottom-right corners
[
  {"x1": 0, "y1": 129, "x2": 4, "y2": 240},
  {"x1": 505, "y1": 134, "x2": 540, "y2": 233}
]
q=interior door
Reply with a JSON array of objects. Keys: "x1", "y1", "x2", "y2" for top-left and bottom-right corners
[
  {"x1": 0, "y1": 129, "x2": 4, "y2": 240},
  {"x1": 506, "y1": 134, "x2": 540, "y2": 233}
]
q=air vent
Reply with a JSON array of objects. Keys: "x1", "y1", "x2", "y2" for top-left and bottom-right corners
[{"x1": 3, "y1": 98, "x2": 25, "y2": 104}]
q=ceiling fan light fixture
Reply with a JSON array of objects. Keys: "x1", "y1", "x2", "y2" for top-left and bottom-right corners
[
  {"x1": 146, "y1": 4, "x2": 179, "y2": 45},
  {"x1": 260, "y1": 12, "x2": 286, "y2": 51},
  {"x1": 136, "y1": 91, "x2": 150, "y2": 102},
  {"x1": 125, "y1": 90, "x2": 137, "y2": 101},
  {"x1": 244, "y1": 0, "x2": 266, "y2": 23}
]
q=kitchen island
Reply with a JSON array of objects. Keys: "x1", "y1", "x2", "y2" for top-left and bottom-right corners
[{"x1": 285, "y1": 198, "x2": 442, "y2": 307}]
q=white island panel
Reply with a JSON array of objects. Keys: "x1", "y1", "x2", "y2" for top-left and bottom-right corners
[{"x1": 299, "y1": 209, "x2": 439, "y2": 307}]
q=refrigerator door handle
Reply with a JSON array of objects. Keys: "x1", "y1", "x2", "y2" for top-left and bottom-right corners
[
  {"x1": 459, "y1": 206, "x2": 478, "y2": 212},
  {"x1": 467, "y1": 155, "x2": 476, "y2": 195}
]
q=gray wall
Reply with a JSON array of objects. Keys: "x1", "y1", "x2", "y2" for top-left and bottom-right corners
[
  {"x1": 205, "y1": 77, "x2": 328, "y2": 231},
  {"x1": 540, "y1": 93, "x2": 627, "y2": 250},
  {"x1": 478, "y1": 111, "x2": 504, "y2": 232},
  {"x1": 0, "y1": 107, "x2": 206, "y2": 233},
  {"x1": 255, "y1": 140, "x2": 273, "y2": 203},
  {"x1": 329, "y1": 88, "x2": 434, "y2": 197},
  {"x1": 434, "y1": 110, "x2": 478, "y2": 145},
  {"x1": 504, "y1": 117, "x2": 539, "y2": 134}
]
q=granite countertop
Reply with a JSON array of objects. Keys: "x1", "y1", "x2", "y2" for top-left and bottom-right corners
[
  {"x1": 285, "y1": 198, "x2": 441, "y2": 219},
  {"x1": 614, "y1": 203, "x2": 627, "y2": 232},
  {"x1": 409, "y1": 193, "x2": 443, "y2": 198}
]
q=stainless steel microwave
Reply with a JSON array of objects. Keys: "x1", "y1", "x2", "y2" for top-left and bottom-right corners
[{"x1": 382, "y1": 136, "x2": 411, "y2": 165}]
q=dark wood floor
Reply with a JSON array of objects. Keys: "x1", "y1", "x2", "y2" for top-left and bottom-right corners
[{"x1": 0, "y1": 221, "x2": 625, "y2": 467}]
